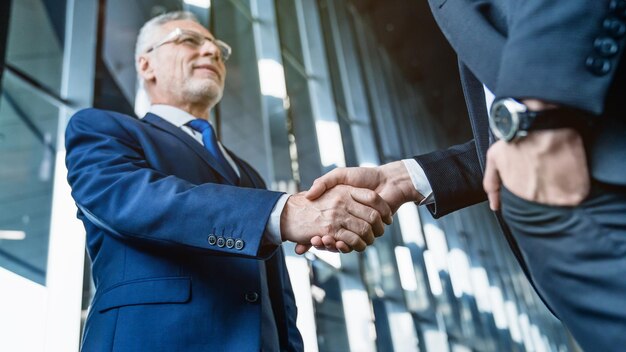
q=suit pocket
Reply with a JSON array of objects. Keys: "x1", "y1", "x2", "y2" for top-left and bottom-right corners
[{"x1": 93, "y1": 277, "x2": 191, "y2": 313}]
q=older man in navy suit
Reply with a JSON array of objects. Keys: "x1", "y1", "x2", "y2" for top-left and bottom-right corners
[
  {"x1": 304, "y1": 1, "x2": 626, "y2": 350},
  {"x1": 65, "y1": 11, "x2": 393, "y2": 352}
]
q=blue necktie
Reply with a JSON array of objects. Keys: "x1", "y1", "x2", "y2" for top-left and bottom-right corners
[{"x1": 187, "y1": 119, "x2": 238, "y2": 184}]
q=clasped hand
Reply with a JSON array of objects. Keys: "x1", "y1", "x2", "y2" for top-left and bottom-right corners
[
  {"x1": 287, "y1": 161, "x2": 423, "y2": 254},
  {"x1": 281, "y1": 185, "x2": 393, "y2": 254}
]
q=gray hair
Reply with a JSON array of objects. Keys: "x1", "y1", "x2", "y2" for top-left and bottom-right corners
[{"x1": 134, "y1": 11, "x2": 200, "y2": 72}]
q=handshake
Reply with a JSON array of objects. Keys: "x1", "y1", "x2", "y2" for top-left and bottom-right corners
[{"x1": 280, "y1": 161, "x2": 424, "y2": 254}]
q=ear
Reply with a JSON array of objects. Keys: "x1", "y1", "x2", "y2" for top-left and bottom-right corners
[{"x1": 137, "y1": 55, "x2": 156, "y2": 83}]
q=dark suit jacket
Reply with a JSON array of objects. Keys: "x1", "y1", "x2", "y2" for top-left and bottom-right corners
[
  {"x1": 415, "y1": 0, "x2": 626, "y2": 287},
  {"x1": 65, "y1": 108, "x2": 303, "y2": 351}
]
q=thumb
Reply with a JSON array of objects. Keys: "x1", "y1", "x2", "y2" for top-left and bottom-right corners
[
  {"x1": 306, "y1": 169, "x2": 346, "y2": 200},
  {"x1": 306, "y1": 179, "x2": 329, "y2": 200}
]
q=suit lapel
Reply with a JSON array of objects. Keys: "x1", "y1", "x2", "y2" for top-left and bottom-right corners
[
  {"x1": 143, "y1": 113, "x2": 237, "y2": 186},
  {"x1": 458, "y1": 63, "x2": 490, "y2": 170},
  {"x1": 226, "y1": 148, "x2": 266, "y2": 190}
]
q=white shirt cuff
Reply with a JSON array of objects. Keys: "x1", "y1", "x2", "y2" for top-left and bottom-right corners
[
  {"x1": 265, "y1": 193, "x2": 290, "y2": 244},
  {"x1": 401, "y1": 159, "x2": 435, "y2": 205}
]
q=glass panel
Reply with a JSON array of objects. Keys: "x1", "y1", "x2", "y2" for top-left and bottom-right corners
[
  {"x1": 311, "y1": 260, "x2": 350, "y2": 352},
  {"x1": 213, "y1": 0, "x2": 273, "y2": 181},
  {"x1": 5, "y1": 0, "x2": 67, "y2": 95},
  {"x1": 0, "y1": 72, "x2": 59, "y2": 285}
]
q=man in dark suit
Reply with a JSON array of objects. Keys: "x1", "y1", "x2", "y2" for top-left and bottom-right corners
[
  {"x1": 302, "y1": 1, "x2": 626, "y2": 350},
  {"x1": 65, "y1": 11, "x2": 393, "y2": 351}
]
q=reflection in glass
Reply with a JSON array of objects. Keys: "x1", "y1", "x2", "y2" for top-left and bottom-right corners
[
  {"x1": 0, "y1": 73, "x2": 59, "y2": 285},
  {"x1": 315, "y1": 120, "x2": 346, "y2": 169},
  {"x1": 5, "y1": 0, "x2": 66, "y2": 95},
  {"x1": 311, "y1": 260, "x2": 350, "y2": 352},
  {"x1": 258, "y1": 59, "x2": 287, "y2": 99}
]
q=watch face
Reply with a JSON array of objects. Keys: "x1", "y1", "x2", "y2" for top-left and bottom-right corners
[{"x1": 490, "y1": 100, "x2": 520, "y2": 141}]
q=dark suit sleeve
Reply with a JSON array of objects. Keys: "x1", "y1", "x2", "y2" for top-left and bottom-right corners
[
  {"x1": 65, "y1": 109, "x2": 282, "y2": 259},
  {"x1": 413, "y1": 140, "x2": 487, "y2": 218},
  {"x1": 496, "y1": 0, "x2": 625, "y2": 115}
]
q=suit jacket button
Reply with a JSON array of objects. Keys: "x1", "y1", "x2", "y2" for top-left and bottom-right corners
[
  {"x1": 604, "y1": 18, "x2": 626, "y2": 37},
  {"x1": 585, "y1": 56, "x2": 612, "y2": 75},
  {"x1": 216, "y1": 236, "x2": 226, "y2": 247},
  {"x1": 245, "y1": 292, "x2": 259, "y2": 303},
  {"x1": 235, "y1": 239, "x2": 245, "y2": 250},
  {"x1": 610, "y1": 0, "x2": 626, "y2": 18},
  {"x1": 208, "y1": 235, "x2": 217, "y2": 245},
  {"x1": 594, "y1": 36, "x2": 620, "y2": 57},
  {"x1": 226, "y1": 238, "x2": 235, "y2": 248}
]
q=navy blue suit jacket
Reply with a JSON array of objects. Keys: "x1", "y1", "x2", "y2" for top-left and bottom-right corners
[
  {"x1": 65, "y1": 108, "x2": 303, "y2": 351},
  {"x1": 415, "y1": 0, "x2": 626, "y2": 289}
]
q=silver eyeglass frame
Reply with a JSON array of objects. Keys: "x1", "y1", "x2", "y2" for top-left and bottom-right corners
[{"x1": 145, "y1": 27, "x2": 232, "y2": 61}]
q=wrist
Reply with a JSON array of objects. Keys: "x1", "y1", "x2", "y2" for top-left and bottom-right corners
[
  {"x1": 380, "y1": 161, "x2": 424, "y2": 203},
  {"x1": 279, "y1": 194, "x2": 298, "y2": 242}
]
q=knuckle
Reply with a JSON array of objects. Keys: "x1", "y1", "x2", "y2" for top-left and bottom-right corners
[
  {"x1": 363, "y1": 190, "x2": 376, "y2": 202},
  {"x1": 361, "y1": 222, "x2": 372, "y2": 235},
  {"x1": 370, "y1": 210, "x2": 381, "y2": 224}
]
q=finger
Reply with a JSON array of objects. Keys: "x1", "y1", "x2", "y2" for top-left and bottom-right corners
[
  {"x1": 346, "y1": 201, "x2": 385, "y2": 237},
  {"x1": 306, "y1": 168, "x2": 347, "y2": 200},
  {"x1": 342, "y1": 215, "x2": 376, "y2": 246},
  {"x1": 295, "y1": 244, "x2": 312, "y2": 255},
  {"x1": 350, "y1": 188, "x2": 393, "y2": 225},
  {"x1": 311, "y1": 236, "x2": 324, "y2": 247},
  {"x1": 335, "y1": 228, "x2": 367, "y2": 252},
  {"x1": 335, "y1": 241, "x2": 352, "y2": 253},
  {"x1": 321, "y1": 235, "x2": 339, "y2": 253},
  {"x1": 483, "y1": 151, "x2": 502, "y2": 211}
]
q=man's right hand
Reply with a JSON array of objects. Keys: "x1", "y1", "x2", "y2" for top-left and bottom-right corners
[
  {"x1": 296, "y1": 161, "x2": 423, "y2": 254},
  {"x1": 281, "y1": 185, "x2": 393, "y2": 255}
]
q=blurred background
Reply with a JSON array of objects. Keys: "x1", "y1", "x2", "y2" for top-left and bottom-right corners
[{"x1": 0, "y1": 0, "x2": 579, "y2": 351}]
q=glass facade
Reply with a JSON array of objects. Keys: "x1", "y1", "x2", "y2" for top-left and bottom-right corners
[
  {"x1": 0, "y1": 0, "x2": 68, "y2": 285},
  {"x1": 0, "y1": 0, "x2": 578, "y2": 350}
]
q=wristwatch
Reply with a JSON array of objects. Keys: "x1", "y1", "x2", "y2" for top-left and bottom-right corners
[{"x1": 488, "y1": 98, "x2": 590, "y2": 142}]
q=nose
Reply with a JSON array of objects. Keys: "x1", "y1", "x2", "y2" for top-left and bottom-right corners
[{"x1": 199, "y1": 39, "x2": 221, "y2": 60}]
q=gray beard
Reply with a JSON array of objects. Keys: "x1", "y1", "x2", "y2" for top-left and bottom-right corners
[{"x1": 181, "y1": 80, "x2": 223, "y2": 106}]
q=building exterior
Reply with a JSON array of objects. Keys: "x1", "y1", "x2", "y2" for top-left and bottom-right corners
[{"x1": 0, "y1": 0, "x2": 575, "y2": 351}]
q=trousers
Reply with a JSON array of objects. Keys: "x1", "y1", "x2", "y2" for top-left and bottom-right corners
[{"x1": 501, "y1": 182, "x2": 626, "y2": 352}]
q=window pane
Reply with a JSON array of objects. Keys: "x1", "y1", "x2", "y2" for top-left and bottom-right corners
[
  {"x1": 5, "y1": 0, "x2": 67, "y2": 95},
  {"x1": 0, "y1": 72, "x2": 59, "y2": 285}
]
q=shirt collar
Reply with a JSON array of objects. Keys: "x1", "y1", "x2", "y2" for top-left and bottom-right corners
[{"x1": 148, "y1": 104, "x2": 208, "y2": 128}]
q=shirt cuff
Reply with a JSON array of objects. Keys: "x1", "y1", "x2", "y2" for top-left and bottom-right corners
[
  {"x1": 401, "y1": 159, "x2": 435, "y2": 205},
  {"x1": 265, "y1": 193, "x2": 290, "y2": 244}
]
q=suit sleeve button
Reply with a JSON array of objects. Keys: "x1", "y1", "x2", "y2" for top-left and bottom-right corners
[
  {"x1": 610, "y1": 0, "x2": 626, "y2": 18},
  {"x1": 226, "y1": 238, "x2": 235, "y2": 248},
  {"x1": 585, "y1": 56, "x2": 612, "y2": 75},
  {"x1": 235, "y1": 239, "x2": 245, "y2": 250},
  {"x1": 208, "y1": 235, "x2": 217, "y2": 245},
  {"x1": 245, "y1": 292, "x2": 259, "y2": 303},
  {"x1": 603, "y1": 18, "x2": 626, "y2": 37},
  {"x1": 594, "y1": 37, "x2": 620, "y2": 57},
  {"x1": 216, "y1": 236, "x2": 226, "y2": 247}
]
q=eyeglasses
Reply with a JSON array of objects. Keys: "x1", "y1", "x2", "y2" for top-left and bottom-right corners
[{"x1": 146, "y1": 28, "x2": 232, "y2": 62}]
